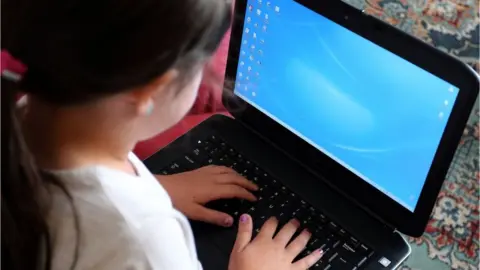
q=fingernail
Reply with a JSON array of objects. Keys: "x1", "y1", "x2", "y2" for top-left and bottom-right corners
[
  {"x1": 304, "y1": 229, "x2": 312, "y2": 236},
  {"x1": 224, "y1": 217, "x2": 233, "y2": 227},
  {"x1": 292, "y1": 219, "x2": 300, "y2": 226},
  {"x1": 315, "y1": 249, "x2": 324, "y2": 255},
  {"x1": 240, "y1": 214, "x2": 249, "y2": 223}
]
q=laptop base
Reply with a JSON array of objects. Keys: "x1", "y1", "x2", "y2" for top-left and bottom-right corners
[{"x1": 144, "y1": 115, "x2": 410, "y2": 270}]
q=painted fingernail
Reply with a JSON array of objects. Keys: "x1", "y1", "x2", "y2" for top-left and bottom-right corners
[
  {"x1": 224, "y1": 217, "x2": 233, "y2": 226},
  {"x1": 315, "y1": 249, "x2": 324, "y2": 255},
  {"x1": 240, "y1": 214, "x2": 249, "y2": 223}
]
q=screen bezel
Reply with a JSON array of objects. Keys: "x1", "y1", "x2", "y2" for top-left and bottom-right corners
[{"x1": 222, "y1": 0, "x2": 479, "y2": 237}]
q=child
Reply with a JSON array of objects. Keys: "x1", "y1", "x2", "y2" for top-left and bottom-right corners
[{"x1": 2, "y1": 0, "x2": 324, "y2": 269}]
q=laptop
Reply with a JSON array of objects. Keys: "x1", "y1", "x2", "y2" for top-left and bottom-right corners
[{"x1": 144, "y1": 0, "x2": 479, "y2": 269}]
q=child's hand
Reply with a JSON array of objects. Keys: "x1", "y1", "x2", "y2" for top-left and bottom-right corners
[
  {"x1": 156, "y1": 166, "x2": 258, "y2": 227},
  {"x1": 229, "y1": 215, "x2": 324, "y2": 270}
]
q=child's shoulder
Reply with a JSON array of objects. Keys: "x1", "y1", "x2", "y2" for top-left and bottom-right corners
[{"x1": 46, "y1": 162, "x2": 177, "y2": 269}]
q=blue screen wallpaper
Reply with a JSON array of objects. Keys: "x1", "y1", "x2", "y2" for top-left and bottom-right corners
[{"x1": 234, "y1": 0, "x2": 459, "y2": 211}]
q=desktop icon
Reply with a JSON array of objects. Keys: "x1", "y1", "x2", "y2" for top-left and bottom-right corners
[
  {"x1": 257, "y1": 9, "x2": 262, "y2": 16},
  {"x1": 438, "y1": 112, "x2": 444, "y2": 119},
  {"x1": 253, "y1": 32, "x2": 257, "y2": 39},
  {"x1": 275, "y1": 6, "x2": 280, "y2": 12},
  {"x1": 262, "y1": 25, "x2": 267, "y2": 32},
  {"x1": 240, "y1": 61, "x2": 245, "y2": 66},
  {"x1": 251, "y1": 44, "x2": 256, "y2": 50},
  {"x1": 254, "y1": 23, "x2": 259, "y2": 28},
  {"x1": 245, "y1": 28, "x2": 250, "y2": 34},
  {"x1": 265, "y1": 14, "x2": 269, "y2": 20},
  {"x1": 249, "y1": 55, "x2": 254, "y2": 61},
  {"x1": 246, "y1": 76, "x2": 250, "y2": 81},
  {"x1": 260, "y1": 39, "x2": 265, "y2": 44},
  {"x1": 444, "y1": 100, "x2": 449, "y2": 106},
  {"x1": 243, "y1": 39, "x2": 248, "y2": 45},
  {"x1": 249, "y1": 5, "x2": 253, "y2": 11},
  {"x1": 241, "y1": 50, "x2": 246, "y2": 56},
  {"x1": 267, "y1": 1, "x2": 271, "y2": 7},
  {"x1": 247, "y1": 17, "x2": 251, "y2": 23},
  {"x1": 252, "y1": 92, "x2": 257, "y2": 97},
  {"x1": 238, "y1": 72, "x2": 243, "y2": 77},
  {"x1": 248, "y1": 66, "x2": 252, "y2": 72}
]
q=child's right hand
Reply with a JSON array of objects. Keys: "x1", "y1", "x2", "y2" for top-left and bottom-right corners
[{"x1": 229, "y1": 214, "x2": 324, "y2": 270}]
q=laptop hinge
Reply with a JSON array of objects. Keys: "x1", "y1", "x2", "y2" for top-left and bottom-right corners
[{"x1": 238, "y1": 120, "x2": 397, "y2": 233}]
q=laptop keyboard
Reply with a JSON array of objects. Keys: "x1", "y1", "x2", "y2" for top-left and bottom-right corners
[{"x1": 158, "y1": 135, "x2": 375, "y2": 270}]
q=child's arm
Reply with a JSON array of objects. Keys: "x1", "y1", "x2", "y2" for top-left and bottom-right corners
[{"x1": 135, "y1": 209, "x2": 202, "y2": 270}]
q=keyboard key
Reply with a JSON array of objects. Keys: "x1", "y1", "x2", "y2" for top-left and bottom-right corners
[
  {"x1": 205, "y1": 158, "x2": 215, "y2": 165},
  {"x1": 209, "y1": 134, "x2": 219, "y2": 142},
  {"x1": 174, "y1": 154, "x2": 198, "y2": 171},
  {"x1": 158, "y1": 168, "x2": 169, "y2": 175},
  {"x1": 337, "y1": 228, "x2": 348, "y2": 238},
  {"x1": 208, "y1": 147, "x2": 223, "y2": 158},
  {"x1": 327, "y1": 256, "x2": 355, "y2": 270},
  {"x1": 333, "y1": 240, "x2": 342, "y2": 249},
  {"x1": 244, "y1": 159, "x2": 253, "y2": 168},
  {"x1": 191, "y1": 147, "x2": 204, "y2": 159},
  {"x1": 312, "y1": 224, "x2": 327, "y2": 238},
  {"x1": 328, "y1": 222, "x2": 339, "y2": 233},
  {"x1": 217, "y1": 155, "x2": 233, "y2": 166},
  {"x1": 357, "y1": 256, "x2": 368, "y2": 267},
  {"x1": 347, "y1": 236, "x2": 360, "y2": 248},
  {"x1": 310, "y1": 259, "x2": 328, "y2": 269},
  {"x1": 226, "y1": 147, "x2": 237, "y2": 156},
  {"x1": 336, "y1": 242, "x2": 368, "y2": 267},
  {"x1": 166, "y1": 162, "x2": 182, "y2": 174}
]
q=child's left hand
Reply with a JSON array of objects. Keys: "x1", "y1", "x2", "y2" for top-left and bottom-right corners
[{"x1": 156, "y1": 165, "x2": 258, "y2": 227}]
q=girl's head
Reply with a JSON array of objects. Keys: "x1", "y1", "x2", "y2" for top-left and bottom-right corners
[
  {"x1": 2, "y1": 0, "x2": 230, "y2": 269},
  {"x1": 4, "y1": 0, "x2": 230, "y2": 140}
]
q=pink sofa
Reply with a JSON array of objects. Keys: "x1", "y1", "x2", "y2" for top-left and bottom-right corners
[{"x1": 134, "y1": 31, "x2": 231, "y2": 160}]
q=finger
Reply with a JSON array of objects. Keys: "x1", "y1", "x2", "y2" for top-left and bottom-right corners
[
  {"x1": 213, "y1": 185, "x2": 257, "y2": 202},
  {"x1": 286, "y1": 229, "x2": 312, "y2": 258},
  {"x1": 216, "y1": 174, "x2": 258, "y2": 191},
  {"x1": 293, "y1": 249, "x2": 324, "y2": 270},
  {"x1": 188, "y1": 204, "x2": 234, "y2": 227},
  {"x1": 203, "y1": 165, "x2": 235, "y2": 174},
  {"x1": 274, "y1": 219, "x2": 300, "y2": 246},
  {"x1": 232, "y1": 214, "x2": 253, "y2": 252},
  {"x1": 256, "y1": 217, "x2": 278, "y2": 240}
]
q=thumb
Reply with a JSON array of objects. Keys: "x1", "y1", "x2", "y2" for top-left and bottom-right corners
[
  {"x1": 189, "y1": 204, "x2": 234, "y2": 227},
  {"x1": 232, "y1": 214, "x2": 253, "y2": 252}
]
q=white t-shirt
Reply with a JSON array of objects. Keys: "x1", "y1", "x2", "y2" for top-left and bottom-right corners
[{"x1": 47, "y1": 153, "x2": 202, "y2": 270}]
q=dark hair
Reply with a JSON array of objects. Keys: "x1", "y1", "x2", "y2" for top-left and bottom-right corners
[{"x1": 1, "y1": 0, "x2": 231, "y2": 269}]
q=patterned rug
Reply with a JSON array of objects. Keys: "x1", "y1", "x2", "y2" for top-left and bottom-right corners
[{"x1": 340, "y1": 0, "x2": 479, "y2": 269}]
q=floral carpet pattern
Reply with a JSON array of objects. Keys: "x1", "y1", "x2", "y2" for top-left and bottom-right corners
[{"x1": 341, "y1": 0, "x2": 479, "y2": 269}]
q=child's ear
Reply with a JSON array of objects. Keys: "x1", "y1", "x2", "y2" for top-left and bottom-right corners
[{"x1": 129, "y1": 69, "x2": 179, "y2": 116}]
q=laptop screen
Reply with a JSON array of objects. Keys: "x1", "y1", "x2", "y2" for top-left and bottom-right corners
[{"x1": 233, "y1": 0, "x2": 460, "y2": 211}]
